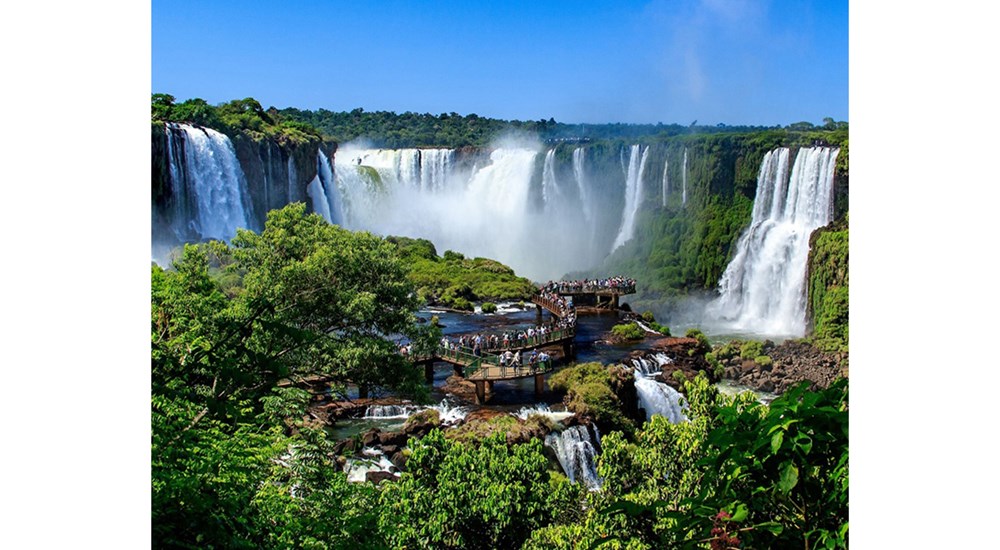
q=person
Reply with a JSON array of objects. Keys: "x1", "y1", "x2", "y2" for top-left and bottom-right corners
[
  {"x1": 513, "y1": 350, "x2": 521, "y2": 370},
  {"x1": 528, "y1": 350, "x2": 538, "y2": 372}
]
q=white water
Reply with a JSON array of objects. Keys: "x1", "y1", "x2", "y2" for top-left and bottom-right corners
[
  {"x1": 634, "y1": 375, "x2": 689, "y2": 423},
  {"x1": 544, "y1": 424, "x2": 602, "y2": 490},
  {"x1": 165, "y1": 123, "x2": 253, "y2": 242},
  {"x1": 331, "y1": 142, "x2": 613, "y2": 281},
  {"x1": 661, "y1": 158, "x2": 669, "y2": 207},
  {"x1": 573, "y1": 147, "x2": 594, "y2": 226},
  {"x1": 541, "y1": 149, "x2": 564, "y2": 211},
  {"x1": 362, "y1": 399, "x2": 469, "y2": 424},
  {"x1": 682, "y1": 148, "x2": 688, "y2": 207},
  {"x1": 515, "y1": 403, "x2": 574, "y2": 422},
  {"x1": 610, "y1": 145, "x2": 650, "y2": 252},
  {"x1": 343, "y1": 447, "x2": 397, "y2": 483},
  {"x1": 710, "y1": 147, "x2": 839, "y2": 336}
]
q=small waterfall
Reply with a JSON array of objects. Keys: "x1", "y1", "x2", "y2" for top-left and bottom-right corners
[
  {"x1": 711, "y1": 147, "x2": 839, "y2": 336},
  {"x1": 631, "y1": 357, "x2": 661, "y2": 377},
  {"x1": 362, "y1": 404, "x2": 421, "y2": 419},
  {"x1": 515, "y1": 403, "x2": 574, "y2": 422},
  {"x1": 611, "y1": 145, "x2": 650, "y2": 252},
  {"x1": 681, "y1": 148, "x2": 688, "y2": 207},
  {"x1": 661, "y1": 158, "x2": 669, "y2": 207},
  {"x1": 165, "y1": 123, "x2": 254, "y2": 242},
  {"x1": 343, "y1": 447, "x2": 397, "y2": 483},
  {"x1": 427, "y1": 399, "x2": 470, "y2": 425},
  {"x1": 634, "y1": 376, "x2": 689, "y2": 423},
  {"x1": 544, "y1": 424, "x2": 602, "y2": 490}
]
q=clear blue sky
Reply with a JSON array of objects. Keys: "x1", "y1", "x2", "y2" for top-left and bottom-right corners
[{"x1": 153, "y1": 0, "x2": 847, "y2": 126}]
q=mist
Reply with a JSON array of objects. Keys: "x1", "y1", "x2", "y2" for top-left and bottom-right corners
[{"x1": 331, "y1": 136, "x2": 626, "y2": 282}]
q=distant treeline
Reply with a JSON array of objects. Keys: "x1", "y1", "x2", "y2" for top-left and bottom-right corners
[
  {"x1": 277, "y1": 105, "x2": 847, "y2": 148},
  {"x1": 151, "y1": 94, "x2": 847, "y2": 149}
]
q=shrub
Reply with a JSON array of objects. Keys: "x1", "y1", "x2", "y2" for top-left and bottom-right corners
[
  {"x1": 754, "y1": 355, "x2": 773, "y2": 368},
  {"x1": 481, "y1": 302, "x2": 497, "y2": 314},
  {"x1": 641, "y1": 310, "x2": 656, "y2": 323},
  {"x1": 611, "y1": 322, "x2": 645, "y2": 342},
  {"x1": 685, "y1": 328, "x2": 712, "y2": 353},
  {"x1": 740, "y1": 340, "x2": 764, "y2": 360}
]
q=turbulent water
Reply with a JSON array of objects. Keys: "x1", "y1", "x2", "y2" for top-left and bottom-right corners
[
  {"x1": 330, "y1": 143, "x2": 643, "y2": 281},
  {"x1": 544, "y1": 424, "x2": 603, "y2": 490},
  {"x1": 709, "y1": 147, "x2": 840, "y2": 336}
]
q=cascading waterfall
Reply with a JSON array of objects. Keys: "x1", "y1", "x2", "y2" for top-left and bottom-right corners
[
  {"x1": 610, "y1": 144, "x2": 650, "y2": 252},
  {"x1": 630, "y1": 353, "x2": 688, "y2": 423},
  {"x1": 306, "y1": 149, "x2": 343, "y2": 226},
  {"x1": 343, "y1": 447, "x2": 397, "y2": 483},
  {"x1": 572, "y1": 147, "x2": 594, "y2": 225},
  {"x1": 541, "y1": 149, "x2": 564, "y2": 211},
  {"x1": 333, "y1": 143, "x2": 608, "y2": 281},
  {"x1": 516, "y1": 403, "x2": 574, "y2": 422},
  {"x1": 164, "y1": 122, "x2": 254, "y2": 243},
  {"x1": 544, "y1": 424, "x2": 603, "y2": 490},
  {"x1": 710, "y1": 147, "x2": 839, "y2": 336},
  {"x1": 661, "y1": 158, "x2": 669, "y2": 207},
  {"x1": 634, "y1": 377, "x2": 689, "y2": 423},
  {"x1": 362, "y1": 404, "x2": 421, "y2": 419},
  {"x1": 681, "y1": 147, "x2": 687, "y2": 206}
]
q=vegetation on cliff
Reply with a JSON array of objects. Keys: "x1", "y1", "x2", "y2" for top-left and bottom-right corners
[
  {"x1": 152, "y1": 93, "x2": 324, "y2": 146},
  {"x1": 388, "y1": 236, "x2": 537, "y2": 310},
  {"x1": 548, "y1": 362, "x2": 639, "y2": 435},
  {"x1": 807, "y1": 215, "x2": 850, "y2": 352}
]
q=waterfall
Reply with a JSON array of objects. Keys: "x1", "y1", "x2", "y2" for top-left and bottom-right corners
[
  {"x1": 420, "y1": 149, "x2": 454, "y2": 192},
  {"x1": 711, "y1": 147, "x2": 839, "y2": 336},
  {"x1": 343, "y1": 447, "x2": 397, "y2": 483},
  {"x1": 661, "y1": 158, "x2": 669, "y2": 207},
  {"x1": 610, "y1": 144, "x2": 650, "y2": 252},
  {"x1": 634, "y1": 377, "x2": 689, "y2": 423},
  {"x1": 318, "y1": 149, "x2": 344, "y2": 225},
  {"x1": 164, "y1": 123, "x2": 254, "y2": 243},
  {"x1": 544, "y1": 424, "x2": 603, "y2": 490},
  {"x1": 572, "y1": 147, "x2": 594, "y2": 225},
  {"x1": 681, "y1": 148, "x2": 688, "y2": 207},
  {"x1": 541, "y1": 149, "x2": 564, "y2": 211},
  {"x1": 515, "y1": 403, "x2": 574, "y2": 422},
  {"x1": 362, "y1": 404, "x2": 421, "y2": 419}
]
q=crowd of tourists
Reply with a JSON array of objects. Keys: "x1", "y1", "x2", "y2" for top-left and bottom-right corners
[
  {"x1": 439, "y1": 320, "x2": 572, "y2": 357},
  {"x1": 542, "y1": 276, "x2": 636, "y2": 295}
]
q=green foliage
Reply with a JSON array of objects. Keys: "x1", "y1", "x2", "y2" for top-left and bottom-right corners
[
  {"x1": 481, "y1": 301, "x2": 497, "y2": 313},
  {"x1": 388, "y1": 239, "x2": 536, "y2": 310},
  {"x1": 611, "y1": 322, "x2": 645, "y2": 342},
  {"x1": 549, "y1": 362, "x2": 637, "y2": 434},
  {"x1": 152, "y1": 204, "x2": 435, "y2": 547},
  {"x1": 754, "y1": 355, "x2": 773, "y2": 368},
  {"x1": 685, "y1": 328, "x2": 712, "y2": 354},
  {"x1": 740, "y1": 340, "x2": 764, "y2": 360},
  {"x1": 152, "y1": 94, "x2": 322, "y2": 145},
  {"x1": 808, "y1": 220, "x2": 849, "y2": 352},
  {"x1": 378, "y1": 430, "x2": 578, "y2": 549},
  {"x1": 648, "y1": 321, "x2": 670, "y2": 336},
  {"x1": 582, "y1": 377, "x2": 848, "y2": 549},
  {"x1": 640, "y1": 310, "x2": 656, "y2": 323}
]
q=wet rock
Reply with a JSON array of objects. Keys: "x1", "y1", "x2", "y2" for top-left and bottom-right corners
[{"x1": 365, "y1": 471, "x2": 397, "y2": 485}]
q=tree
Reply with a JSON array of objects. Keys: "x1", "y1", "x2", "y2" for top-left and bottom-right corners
[
  {"x1": 152, "y1": 203, "x2": 431, "y2": 547},
  {"x1": 378, "y1": 430, "x2": 579, "y2": 549}
]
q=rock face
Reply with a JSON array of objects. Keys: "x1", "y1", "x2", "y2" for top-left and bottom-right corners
[{"x1": 721, "y1": 340, "x2": 846, "y2": 394}]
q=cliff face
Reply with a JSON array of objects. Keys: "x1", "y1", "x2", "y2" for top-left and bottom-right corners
[
  {"x1": 227, "y1": 133, "x2": 335, "y2": 230},
  {"x1": 806, "y1": 216, "x2": 849, "y2": 349}
]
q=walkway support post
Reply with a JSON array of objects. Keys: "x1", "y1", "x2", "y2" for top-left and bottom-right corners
[
  {"x1": 536, "y1": 304, "x2": 543, "y2": 324},
  {"x1": 475, "y1": 381, "x2": 487, "y2": 404},
  {"x1": 424, "y1": 362, "x2": 434, "y2": 383},
  {"x1": 534, "y1": 374, "x2": 544, "y2": 398}
]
